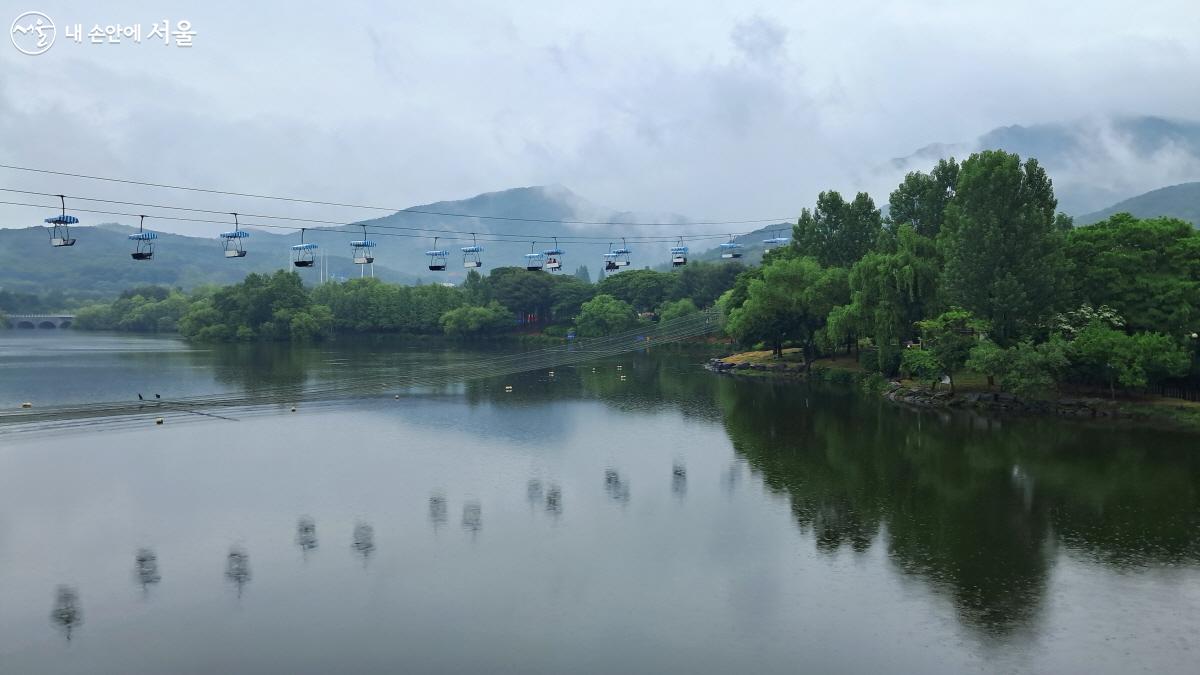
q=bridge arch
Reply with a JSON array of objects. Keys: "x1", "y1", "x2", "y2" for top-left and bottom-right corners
[
  {"x1": 17, "y1": 321, "x2": 36, "y2": 329},
  {"x1": 59, "y1": 320, "x2": 71, "y2": 329},
  {"x1": 38, "y1": 321, "x2": 58, "y2": 329}
]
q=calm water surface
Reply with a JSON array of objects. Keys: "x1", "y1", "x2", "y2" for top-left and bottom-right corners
[{"x1": 1, "y1": 331, "x2": 1198, "y2": 674}]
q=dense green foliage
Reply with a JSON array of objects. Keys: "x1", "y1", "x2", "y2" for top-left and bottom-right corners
[
  {"x1": 576, "y1": 294, "x2": 639, "y2": 337},
  {"x1": 721, "y1": 149, "x2": 1200, "y2": 398},
  {"x1": 71, "y1": 260, "x2": 742, "y2": 342}
]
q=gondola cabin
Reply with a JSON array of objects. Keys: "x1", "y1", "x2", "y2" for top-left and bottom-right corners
[
  {"x1": 129, "y1": 231, "x2": 157, "y2": 260},
  {"x1": 524, "y1": 252, "x2": 545, "y2": 271},
  {"x1": 762, "y1": 236, "x2": 789, "y2": 252},
  {"x1": 670, "y1": 245, "x2": 689, "y2": 267},
  {"x1": 46, "y1": 214, "x2": 78, "y2": 247},
  {"x1": 351, "y1": 239, "x2": 376, "y2": 264},
  {"x1": 542, "y1": 246, "x2": 564, "y2": 272},
  {"x1": 220, "y1": 230, "x2": 249, "y2": 257},
  {"x1": 462, "y1": 244, "x2": 483, "y2": 268},
  {"x1": 292, "y1": 242, "x2": 318, "y2": 267},
  {"x1": 719, "y1": 241, "x2": 744, "y2": 259},
  {"x1": 427, "y1": 248, "x2": 448, "y2": 271}
]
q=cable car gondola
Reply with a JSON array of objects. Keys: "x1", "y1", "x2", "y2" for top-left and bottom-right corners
[
  {"x1": 351, "y1": 226, "x2": 376, "y2": 264},
  {"x1": 524, "y1": 242, "x2": 544, "y2": 271},
  {"x1": 670, "y1": 237, "x2": 689, "y2": 267},
  {"x1": 45, "y1": 195, "x2": 78, "y2": 247},
  {"x1": 604, "y1": 238, "x2": 632, "y2": 271},
  {"x1": 762, "y1": 230, "x2": 789, "y2": 253},
  {"x1": 426, "y1": 237, "x2": 448, "y2": 271},
  {"x1": 461, "y1": 233, "x2": 483, "y2": 269},
  {"x1": 719, "y1": 235, "x2": 744, "y2": 260},
  {"x1": 129, "y1": 215, "x2": 157, "y2": 261},
  {"x1": 220, "y1": 213, "x2": 249, "y2": 258},
  {"x1": 542, "y1": 237, "x2": 564, "y2": 272},
  {"x1": 292, "y1": 228, "x2": 317, "y2": 268}
]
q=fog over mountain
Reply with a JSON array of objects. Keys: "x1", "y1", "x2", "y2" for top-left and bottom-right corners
[{"x1": 886, "y1": 116, "x2": 1200, "y2": 215}]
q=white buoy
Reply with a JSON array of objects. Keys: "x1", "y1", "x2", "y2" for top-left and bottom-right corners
[
  {"x1": 505, "y1": 385, "x2": 513, "y2": 393},
  {"x1": 290, "y1": 406, "x2": 297, "y2": 412},
  {"x1": 21, "y1": 402, "x2": 32, "y2": 409},
  {"x1": 155, "y1": 417, "x2": 164, "y2": 425}
]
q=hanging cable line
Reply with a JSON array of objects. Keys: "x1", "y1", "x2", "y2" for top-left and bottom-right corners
[{"x1": 0, "y1": 163, "x2": 790, "y2": 226}]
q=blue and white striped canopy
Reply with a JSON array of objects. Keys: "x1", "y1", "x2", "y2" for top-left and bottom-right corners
[
  {"x1": 461, "y1": 245, "x2": 483, "y2": 253},
  {"x1": 719, "y1": 241, "x2": 744, "y2": 249},
  {"x1": 612, "y1": 248, "x2": 631, "y2": 255},
  {"x1": 603, "y1": 252, "x2": 619, "y2": 258},
  {"x1": 350, "y1": 240, "x2": 377, "y2": 248},
  {"x1": 426, "y1": 249, "x2": 449, "y2": 257},
  {"x1": 220, "y1": 230, "x2": 250, "y2": 239},
  {"x1": 524, "y1": 252, "x2": 545, "y2": 260},
  {"x1": 292, "y1": 243, "x2": 318, "y2": 251},
  {"x1": 45, "y1": 215, "x2": 79, "y2": 225},
  {"x1": 762, "y1": 237, "x2": 789, "y2": 245},
  {"x1": 542, "y1": 248, "x2": 564, "y2": 256},
  {"x1": 128, "y1": 232, "x2": 158, "y2": 241},
  {"x1": 670, "y1": 246, "x2": 689, "y2": 254}
]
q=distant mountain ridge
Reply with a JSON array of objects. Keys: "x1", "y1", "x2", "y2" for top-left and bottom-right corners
[
  {"x1": 890, "y1": 115, "x2": 1200, "y2": 215},
  {"x1": 1076, "y1": 182, "x2": 1200, "y2": 226}
]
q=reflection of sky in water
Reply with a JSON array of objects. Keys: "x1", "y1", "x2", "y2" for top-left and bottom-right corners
[{"x1": 0, "y1": 332, "x2": 1198, "y2": 674}]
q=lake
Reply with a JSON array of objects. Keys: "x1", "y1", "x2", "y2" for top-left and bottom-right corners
[{"x1": 1, "y1": 331, "x2": 1198, "y2": 674}]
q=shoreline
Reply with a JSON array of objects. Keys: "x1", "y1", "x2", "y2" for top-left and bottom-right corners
[{"x1": 705, "y1": 352, "x2": 1200, "y2": 433}]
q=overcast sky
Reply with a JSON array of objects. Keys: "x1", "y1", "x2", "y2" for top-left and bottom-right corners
[{"x1": 2, "y1": 0, "x2": 1198, "y2": 236}]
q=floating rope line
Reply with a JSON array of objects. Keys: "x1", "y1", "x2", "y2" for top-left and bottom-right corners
[{"x1": 0, "y1": 309, "x2": 719, "y2": 434}]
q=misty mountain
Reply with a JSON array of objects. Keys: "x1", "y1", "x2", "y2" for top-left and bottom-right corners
[
  {"x1": 891, "y1": 115, "x2": 1200, "y2": 215},
  {"x1": 1076, "y1": 182, "x2": 1200, "y2": 226}
]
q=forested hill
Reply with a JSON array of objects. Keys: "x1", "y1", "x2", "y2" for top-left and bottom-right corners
[{"x1": 1076, "y1": 182, "x2": 1200, "y2": 226}]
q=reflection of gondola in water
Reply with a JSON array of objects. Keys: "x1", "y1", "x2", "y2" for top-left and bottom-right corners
[
  {"x1": 51, "y1": 585, "x2": 82, "y2": 641},
  {"x1": 225, "y1": 547, "x2": 252, "y2": 598},
  {"x1": 544, "y1": 483, "x2": 562, "y2": 515},
  {"x1": 526, "y1": 479, "x2": 544, "y2": 507},
  {"x1": 605, "y1": 468, "x2": 630, "y2": 502},
  {"x1": 352, "y1": 522, "x2": 375, "y2": 562},
  {"x1": 296, "y1": 517, "x2": 318, "y2": 557},
  {"x1": 134, "y1": 548, "x2": 162, "y2": 593},
  {"x1": 429, "y1": 493, "x2": 448, "y2": 530},
  {"x1": 462, "y1": 501, "x2": 482, "y2": 533},
  {"x1": 672, "y1": 461, "x2": 687, "y2": 496}
]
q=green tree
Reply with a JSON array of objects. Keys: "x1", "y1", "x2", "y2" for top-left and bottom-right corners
[
  {"x1": 887, "y1": 158, "x2": 959, "y2": 238},
  {"x1": 1065, "y1": 214, "x2": 1200, "y2": 338},
  {"x1": 1067, "y1": 322, "x2": 1190, "y2": 397},
  {"x1": 440, "y1": 302, "x2": 513, "y2": 339},
  {"x1": 575, "y1": 294, "x2": 639, "y2": 337},
  {"x1": 573, "y1": 265, "x2": 592, "y2": 284},
  {"x1": 658, "y1": 298, "x2": 698, "y2": 322},
  {"x1": 725, "y1": 257, "x2": 849, "y2": 362},
  {"x1": 909, "y1": 308, "x2": 987, "y2": 394},
  {"x1": 793, "y1": 191, "x2": 883, "y2": 268},
  {"x1": 596, "y1": 269, "x2": 681, "y2": 313},
  {"x1": 939, "y1": 150, "x2": 1067, "y2": 345}
]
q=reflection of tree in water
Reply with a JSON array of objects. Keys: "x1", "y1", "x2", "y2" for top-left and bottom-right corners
[
  {"x1": 225, "y1": 547, "x2": 252, "y2": 598},
  {"x1": 202, "y1": 343, "x2": 314, "y2": 396},
  {"x1": 719, "y1": 376, "x2": 1200, "y2": 640},
  {"x1": 352, "y1": 522, "x2": 375, "y2": 564},
  {"x1": 134, "y1": 548, "x2": 162, "y2": 596},
  {"x1": 296, "y1": 517, "x2": 318, "y2": 558},
  {"x1": 50, "y1": 585, "x2": 82, "y2": 641},
  {"x1": 604, "y1": 468, "x2": 630, "y2": 503},
  {"x1": 429, "y1": 493, "x2": 448, "y2": 531},
  {"x1": 462, "y1": 501, "x2": 482, "y2": 535}
]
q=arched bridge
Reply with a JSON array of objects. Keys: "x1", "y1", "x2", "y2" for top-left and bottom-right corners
[{"x1": 5, "y1": 314, "x2": 75, "y2": 329}]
